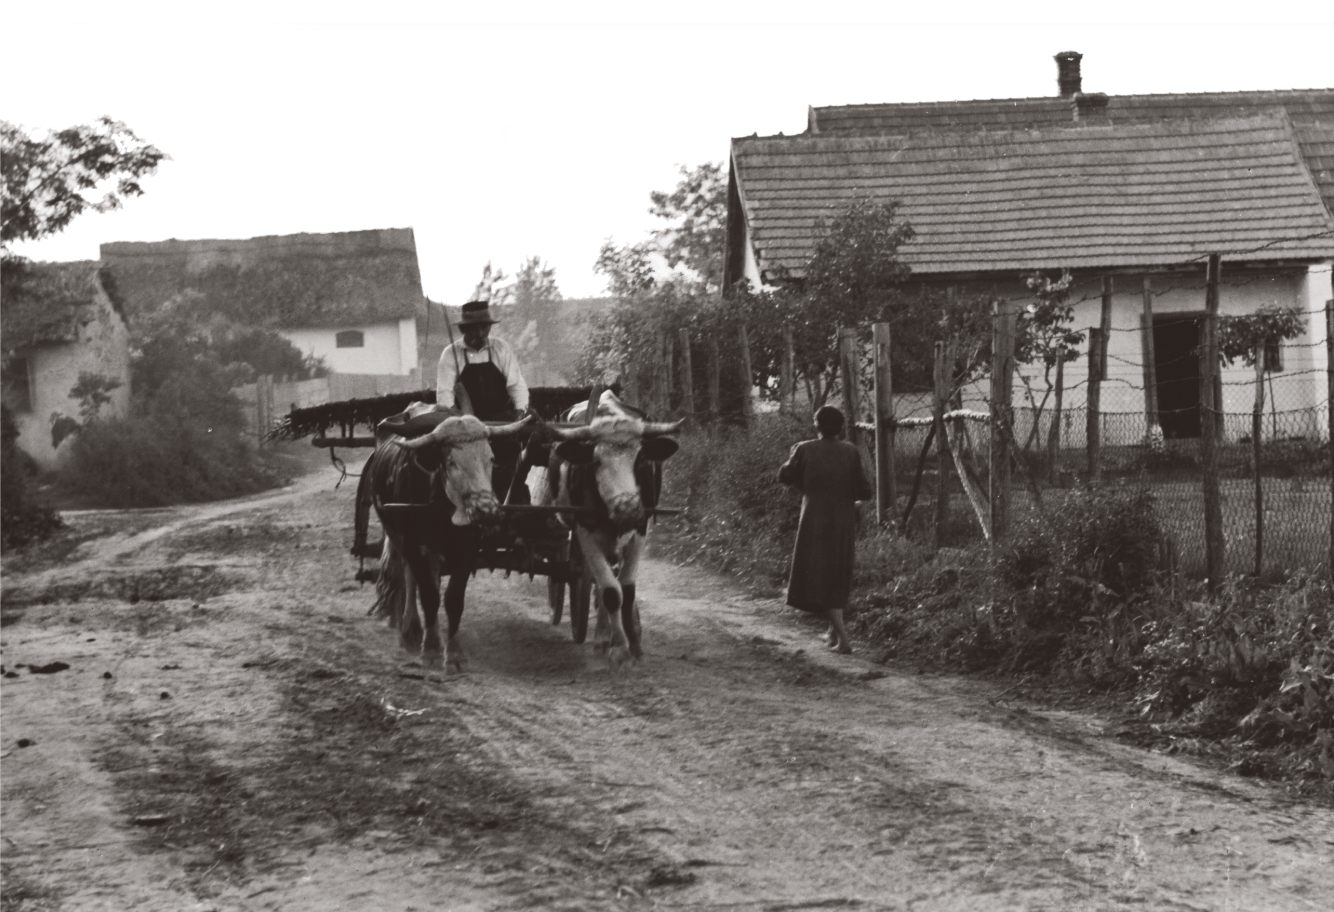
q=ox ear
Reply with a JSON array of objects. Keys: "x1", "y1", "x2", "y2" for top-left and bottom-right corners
[
  {"x1": 554, "y1": 441, "x2": 596, "y2": 465},
  {"x1": 640, "y1": 436, "x2": 679, "y2": 462}
]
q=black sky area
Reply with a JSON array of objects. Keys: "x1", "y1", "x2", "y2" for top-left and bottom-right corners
[{"x1": 7, "y1": 27, "x2": 1323, "y2": 302}]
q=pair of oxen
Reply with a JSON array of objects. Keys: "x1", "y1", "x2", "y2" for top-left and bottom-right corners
[{"x1": 355, "y1": 393, "x2": 682, "y2": 674}]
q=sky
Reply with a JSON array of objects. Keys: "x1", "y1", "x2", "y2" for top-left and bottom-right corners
[{"x1": 5, "y1": 1, "x2": 1333, "y2": 303}]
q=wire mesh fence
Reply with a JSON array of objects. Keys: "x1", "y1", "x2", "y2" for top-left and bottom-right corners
[{"x1": 876, "y1": 401, "x2": 1330, "y2": 579}]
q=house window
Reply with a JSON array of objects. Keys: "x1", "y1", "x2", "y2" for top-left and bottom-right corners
[
  {"x1": 1263, "y1": 337, "x2": 1284, "y2": 372},
  {"x1": 1, "y1": 357, "x2": 33, "y2": 413},
  {"x1": 335, "y1": 330, "x2": 365, "y2": 349}
]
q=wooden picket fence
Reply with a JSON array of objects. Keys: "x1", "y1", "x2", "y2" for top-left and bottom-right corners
[{"x1": 235, "y1": 370, "x2": 424, "y2": 440}]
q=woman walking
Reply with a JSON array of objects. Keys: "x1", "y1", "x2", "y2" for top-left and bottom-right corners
[{"x1": 779, "y1": 406, "x2": 874, "y2": 654}]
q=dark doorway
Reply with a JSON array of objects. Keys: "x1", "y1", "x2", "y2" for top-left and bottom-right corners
[{"x1": 1154, "y1": 315, "x2": 1201, "y2": 439}]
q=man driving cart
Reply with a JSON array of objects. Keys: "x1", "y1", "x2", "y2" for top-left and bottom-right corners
[{"x1": 436, "y1": 290, "x2": 531, "y2": 503}]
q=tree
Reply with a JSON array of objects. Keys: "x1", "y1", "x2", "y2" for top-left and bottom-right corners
[
  {"x1": 1, "y1": 117, "x2": 165, "y2": 249},
  {"x1": 1, "y1": 117, "x2": 163, "y2": 543},
  {"x1": 1014, "y1": 270, "x2": 1085, "y2": 453},
  {"x1": 577, "y1": 165, "x2": 742, "y2": 418},
  {"x1": 493, "y1": 256, "x2": 570, "y2": 384},
  {"x1": 775, "y1": 199, "x2": 916, "y2": 409},
  {"x1": 1218, "y1": 305, "x2": 1306, "y2": 368}
]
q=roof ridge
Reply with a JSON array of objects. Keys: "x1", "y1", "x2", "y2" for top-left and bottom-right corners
[
  {"x1": 811, "y1": 86, "x2": 1334, "y2": 114},
  {"x1": 740, "y1": 109, "x2": 1298, "y2": 147}
]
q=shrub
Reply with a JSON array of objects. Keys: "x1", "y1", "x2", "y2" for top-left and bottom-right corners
[
  {"x1": 657, "y1": 413, "x2": 810, "y2": 588},
  {"x1": 61, "y1": 413, "x2": 282, "y2": 507},
  {"x1": 998, "y1": 485, "x2": 1162, "y2": 627},
  {"x1": 57, "y1": 359, "x2": 282, "y2": 508}
]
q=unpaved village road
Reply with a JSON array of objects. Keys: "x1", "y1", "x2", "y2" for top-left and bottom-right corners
[{"x1": 3, "y1": 462, "x2": 1333, "y2": 912}]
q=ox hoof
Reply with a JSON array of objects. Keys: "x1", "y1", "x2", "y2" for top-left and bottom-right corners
[
  {"x1": 400, "y1": 628, "x2": 424, "y2": 653},
  {"x1": 606, "y1": 646, "x2": 632, "y2": 670}
]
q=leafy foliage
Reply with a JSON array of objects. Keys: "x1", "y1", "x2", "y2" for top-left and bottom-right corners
[
  {"x1": 69, "y1": 371, "x2": 123, "y2": 422},
  {"x1": 61, "y1": 355, "x2": 283, "y2": 507},
  {"x1": 1218, "y1": 305, "x2": 1306, "y2": 367},
  {"x1": 1, "y1": 116, "x2": 161, "y2": 541},
  {"x1": 1, "y1": 116, "x2": 165, "y2": 247},
  {"x1": 649, "y1": 162, "x2": 727, "y2": 292}
]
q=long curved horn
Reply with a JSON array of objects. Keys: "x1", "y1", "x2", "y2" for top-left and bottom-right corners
[
  {"x1": 485, "y1": 414, "x2": 535, "y2": 438},
  {"x1": 584, "y1": 382, "x2": 603, "y2": 426},
  {"x1": 642, "y1": 418, "x2": 686, "y2": 436},
  {"x1": 546, "y1": 423, "x2": 596, "y2": 442},
  {"x1": 393, "y1": 417, "x2": 481, "y2": 450},
  {"x1": 455, "y1": 382, "x2": 474, "y2": 416}
]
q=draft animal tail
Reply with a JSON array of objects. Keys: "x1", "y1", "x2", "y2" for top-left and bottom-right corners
[
  {"x1": 353, "y1": 447, "x2": 378, "y2": 559},
  {"x1": 371, "y1": 535, "x2": 406, "y2": 621}
]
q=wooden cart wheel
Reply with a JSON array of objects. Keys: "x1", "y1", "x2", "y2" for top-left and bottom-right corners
[
  {"x1": 548, "y1": 576, "x2": 565, "y2": 625},
  {"x1": 570, "y1": 574, "x2": 591, "y2": 644}
]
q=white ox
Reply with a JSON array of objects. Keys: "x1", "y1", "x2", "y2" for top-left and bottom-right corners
[{"x1": 538, "y1": 394, "x2": 682, "y2": 668}]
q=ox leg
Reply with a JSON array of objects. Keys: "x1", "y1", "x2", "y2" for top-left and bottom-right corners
[
  {"x1": 399, "y1": 555, "x2": 424, "y2": 653},
  {"x1": 575, "y1": 527, "x2": 629, "y2": 669},
  {"x1": 620, "y1": 534, "x2": 644, "y2": 660},
  {"x1": 441, "y1": 571, "x2": 469, "y2": 674},
  {"x1": 405, "y1": 549, "x2": 443, "y2": 666}
]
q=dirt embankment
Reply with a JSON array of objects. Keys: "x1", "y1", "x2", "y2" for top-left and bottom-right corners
[{"x1": 3, "y1": 467, "x2": 1333, "y2": 912}]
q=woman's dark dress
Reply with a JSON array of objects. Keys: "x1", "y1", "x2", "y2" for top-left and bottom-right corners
[{"x1": 779, "y1": 437, "x2": 873, "y2": 614}]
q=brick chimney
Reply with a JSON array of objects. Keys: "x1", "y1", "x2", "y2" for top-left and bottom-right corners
[{"x1": 1054, "y1": 51, "x2": 1083, "y2": 97}]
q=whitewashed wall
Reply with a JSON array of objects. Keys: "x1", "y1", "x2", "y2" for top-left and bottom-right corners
[
  {"x1": 13, "y1": 284, "x2": 132, "y2": 471},
  {"x1": 284, "y1": 318, "x2": 419, "y2": 376}
]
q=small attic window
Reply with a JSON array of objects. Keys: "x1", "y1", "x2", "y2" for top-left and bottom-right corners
[{"x1": 335, "y1": 330, "x2": 365, "y2": 349}]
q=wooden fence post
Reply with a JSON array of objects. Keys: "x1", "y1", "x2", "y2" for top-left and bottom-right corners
[
  {"x1": 934, "y1": 341, "x2": 950, "y2": 548},
  {"x1": 1141, "y1": 277, "x2": 1160, "y2": 436},
  {"x1": 780, "y1": 324, "x2": 794, "y2": 414},
  {"x1": 706, "y1": 333, "x2": 721, "y2": 426},
  {"x1": 990, "y1": 298, "x2": 1018, "y2": 540},
  {"x1": 1201, "y1": 254, "x2": 1225, "y2": 590},
  {"x1": 678, "y1": 327, "x2": 695, "y2": 423},
  {"x1": 1253, "y1": 343, "x2": 1266, "y2": 577},
  {"x1": 839, "y1": 327, "x2": 874, "y2": 482},
  {"x1": 1086, "y1": 332, "x2": 1102, "y2": 484},
  {"x1": 1048, "y1": 357, "x2": 1064, "y2": 484},
  {"x1": 1326, "y1": 299, "x2": 1332, "y2": 577},
  {"x1": 737, "y1": 321, "x2": 754, "y2": 427},
  {"x1": 873, "y1": 322, "x2": 895, "y2": 528}
]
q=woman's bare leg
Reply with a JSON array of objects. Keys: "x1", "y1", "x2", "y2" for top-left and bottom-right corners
[{"x1": 827, "y1": 609, "x2": 852, "y2": 654}]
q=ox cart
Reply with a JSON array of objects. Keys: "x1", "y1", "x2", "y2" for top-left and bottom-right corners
[{"x1": 266, "y1": 385, "x2": 677, "y2": 645}]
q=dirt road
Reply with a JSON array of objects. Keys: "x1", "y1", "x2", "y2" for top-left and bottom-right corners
[{"x1": 3, "y1": 465, "x2": 1332, "y2": 911}]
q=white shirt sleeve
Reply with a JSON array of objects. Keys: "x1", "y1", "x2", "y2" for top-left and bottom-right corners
[
  {"x1": 491, "y1": 338, "x2": 530, "y2": 411},
  {"x1": 436, "y1": 342, "x2": 465, "y2": 407}
]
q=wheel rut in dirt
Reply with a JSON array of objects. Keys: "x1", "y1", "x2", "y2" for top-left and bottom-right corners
[{"x1": 3, "y1": 473, "x2": 1332, "y2": 912}]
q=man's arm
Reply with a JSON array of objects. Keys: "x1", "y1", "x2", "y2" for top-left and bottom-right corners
[
  {"x1": 436, "y1": 343, "x2": 462, "y2": 407},
  {"x1": 494, "y1": 339, "x2": 530, "y2": 411}
]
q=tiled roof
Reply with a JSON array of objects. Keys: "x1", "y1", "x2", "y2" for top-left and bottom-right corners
[
  {"x1": 100, "y1": 228, "x2": 424, "y2": 329},
  {"x1": 731, "y1": 113, "x2": 1334, "y2": 279},
  {"x1": 809, "y1": 89, "x2": 1334, "y2": 216}
]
